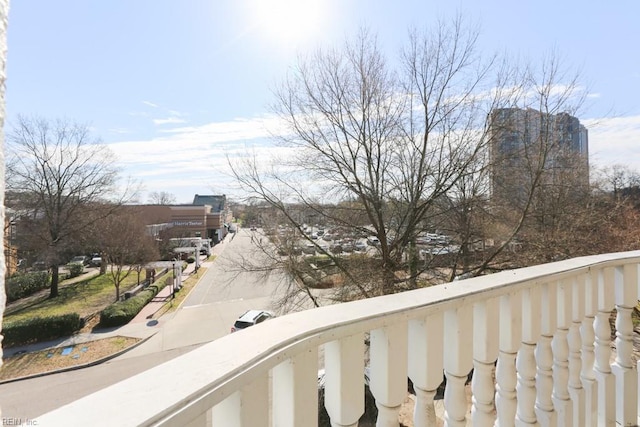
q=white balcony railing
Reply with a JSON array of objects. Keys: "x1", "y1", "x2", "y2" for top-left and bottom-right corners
[{"x1": 37, "y1": 251, "x2": 640, "y2": 426}]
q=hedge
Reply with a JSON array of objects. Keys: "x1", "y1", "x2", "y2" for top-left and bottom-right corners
[
  {"x1": 66, "y1": 262, "x2": 85, "y2": 278},
  {"x1": 99, "y1": 281, "x2": 168, "y2": 327},
  {"x1": 2, "y1": 313, "x2": 84, "y2": 347},
  {"x1": 5, "y1": 271, "x2": 50, "y2": 302}
]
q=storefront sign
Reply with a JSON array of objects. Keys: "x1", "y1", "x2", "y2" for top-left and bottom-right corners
[{"x1": 172, "y1": 221, "x2": 203, "y2": 226}]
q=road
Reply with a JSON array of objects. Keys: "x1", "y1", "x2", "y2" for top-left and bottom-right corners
[
  {"x1": 184, "y1": 228, "x2": 284, "y2": 307},
  {"x1": 121, "y1": 228, "x2": 289, "y2": 355},
  {"x1": 0, "y1": 228, "x2": 293, "y2": 421}
]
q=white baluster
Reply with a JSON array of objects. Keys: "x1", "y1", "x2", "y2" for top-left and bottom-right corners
[
  {"x1": 370, "y1": 322, "x2": 408, "y2": 427},
  {"x1": 580, "y1": 271, "x2": 597, "y2": 427},
  {"x1": 443, "y1": 306, "x2": 473, "y2": 427},
  {"x1": 212, "y1": 391, "x2": 242, "y2": 427},
  {"x1": 594, "y1": 268, "x2": 615, "y2": 426},
  {"x1": 568, "y1": 275, "x2": 585, "y2": 427},
  {"x1": 324, "y1": 334, "x2": 365, "y2": 427},
  {"x1": 211, "y1": 372, "x2": 269, "y2": 427},
  {"x1": 472, "y1": 298, "x2": 499, "y2": 427},
  {"x1": 535, "y1": 281, "x2": 557, "y2": 426},
  {"x1": 184, "y1": 410, "x2": 211, "y2": 427},
  {"x1": 552, "y1": 279, "x2": 573, "y2": 425},
  {"x1": 272, "y1": 348, "x2": 319, "y2": 427},
  {"x1": 612, "y1": 264, "x2": 638, "y2": 425},
  {"x1": 516, "y1": 286, "x2": 540, "y2": 426},
  {"x1": 444, "y1": 374, "x2": 467, "y2": 427},
  {"x1": 495, "y1": 292, "x2": 521, "y2": 427},
  {"x1": 408, "y1": 314, "x2": 444, "y2": 427}
]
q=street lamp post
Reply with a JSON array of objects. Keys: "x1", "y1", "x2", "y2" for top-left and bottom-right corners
[{"x1": 171, "y1": 259, "x2": 176, "y2": 299}]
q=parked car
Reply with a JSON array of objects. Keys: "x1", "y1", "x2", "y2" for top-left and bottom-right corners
[
  {"x1": 277, "y1": 245, "x2": 302, "y2": 256},
  {"x1": 355, "y1": 240, "x2": 367, "y2": 251},
  {"x1": 230, "y1": 310, "x2": 274, "y2": 333},
  {"x1": 68, "y1": 255, "x2": 89, "y2": 266},
  {"x1": 32, "y1": 260, "x2": 47, "y2": 271},
  {"x1": 90, "y1": 256, "x2": 102, "y2": 267},
  {"x1": 302, "y1": 243, "x2": 316, "y2": 254},
  {"x1": 341, "y1": 240, "x2": 355, "y2": 253}
]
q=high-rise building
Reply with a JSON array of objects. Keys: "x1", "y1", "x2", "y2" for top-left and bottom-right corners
[{"x1": 488, "y1": 108, "x2": 589, "y2": 205}]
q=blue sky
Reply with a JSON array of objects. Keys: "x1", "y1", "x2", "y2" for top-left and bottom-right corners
[{"x1": 6, "y1": 0, "x2": 640, "y2": 203}]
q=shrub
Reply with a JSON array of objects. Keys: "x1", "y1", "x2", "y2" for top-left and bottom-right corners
[
  {"x1": 2, "y1": 313, "x2": 84, "y2": 347},
  {"x1": 99, "y1": 282, "x2": 167, "y2": 327},
  {"x1": 67, "y1": 262, "x2": 85, "y2": 278},
  {"x1": 5, "y1": 271, "x2": 50, "y2": 302}
]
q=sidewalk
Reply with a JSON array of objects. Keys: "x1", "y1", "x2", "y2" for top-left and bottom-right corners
[{"x1": 128, "y1": 257, "x2": 198, "y2": 323}]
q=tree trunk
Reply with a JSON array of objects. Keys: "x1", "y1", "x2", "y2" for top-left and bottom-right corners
[
  {"x1": 382, "y1": 264, "x2": 396, "y2": 295},
  {"x1": 49, "y1": 265, "x2": 60, "y2": 298},
  {"x1": 408, "y1": 240, "x2": 418, "y2": 289}
]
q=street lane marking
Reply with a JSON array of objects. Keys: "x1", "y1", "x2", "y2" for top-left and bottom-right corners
[{"x1": 184, "y1": 299, "x2": 245, "y2": 309}]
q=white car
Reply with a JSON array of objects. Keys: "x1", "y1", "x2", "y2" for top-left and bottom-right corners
[{"x1": 230, "y1": 310, "x2": 274, "y2": 333}]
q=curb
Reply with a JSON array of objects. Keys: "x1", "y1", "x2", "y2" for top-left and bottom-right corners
[
  {"x1": 154, "y1": 254, "x2": 220, "y2": 315},
  {"x1": 0, "y1": 331, "x2": 158, "y2": 385}
]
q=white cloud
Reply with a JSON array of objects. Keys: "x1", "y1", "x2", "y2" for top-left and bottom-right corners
[
  {"x1": 108, "y1": 128, "x2": 130, "y2": 134},
  {"x1": 129, "y1": 111, "x2": 151, "y2": 118},
  {"x1": 153, "y1": 117, "x2": 187, "y2": 125},
  {"x1": 149, "y1": 108, "x2": 189, "y2": 126},
  {"x1": 142, "y1": 101, "x2": 158, "y2": 108},
  {"x1": 110, "y1": 112, "x2": 640, "y2": 203},
  {"x1": 107, "y1": 114, "x2": 293, "y2": 202},
  {"x1": 157, "y1": 115, "x2": 286, "y2": 141},
  {"x1": 584, "y1": 115, "x2": 640, "y2": 170}
]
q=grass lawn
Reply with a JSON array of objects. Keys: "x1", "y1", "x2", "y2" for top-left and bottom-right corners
[
  {"x1": 1, "y1": 260, "x2": 213, "y2": 380},
  {"x1": 5, "y1": 269, "x2": 165, "y2": 322},
  {"x1": 0, "y1": 336, "x2": 141, "y2": 382}
]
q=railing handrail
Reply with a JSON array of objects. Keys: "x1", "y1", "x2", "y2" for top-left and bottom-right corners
[{"x1": 37, "y1": 250, "x2": 640, "y2": 426}]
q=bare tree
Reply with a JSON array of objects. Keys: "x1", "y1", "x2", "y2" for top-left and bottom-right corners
[
  {"x1": 94, "y1": 208, "x2": 159, "y2": 301},
  {"x1": 513, "y1": 163, "x2": 640, "y2": 263},
  {"x1": 5, "y1": 115, "x2": 136, "y2": 298},
  {"x1": 148, "y1": 191, "x2": 176, "y2": 205},
  {"x1": 594, "y1": 164, "x2": 640, "y2": 199},
  {"x1": 232, "y1": 20, "x2": 504, "y2": 301},
  {"x1": 231, "y1": 20, "x2": 588, "y2": 307}
]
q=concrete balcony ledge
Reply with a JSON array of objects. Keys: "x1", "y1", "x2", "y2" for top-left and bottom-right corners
[{"x1": 38, "y1": 250, "x2": 640, "y2": 426}]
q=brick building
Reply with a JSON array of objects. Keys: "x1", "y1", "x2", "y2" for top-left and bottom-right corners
[{"x1": 132, "y1": 194, "x2": 233, "y2": 244}]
